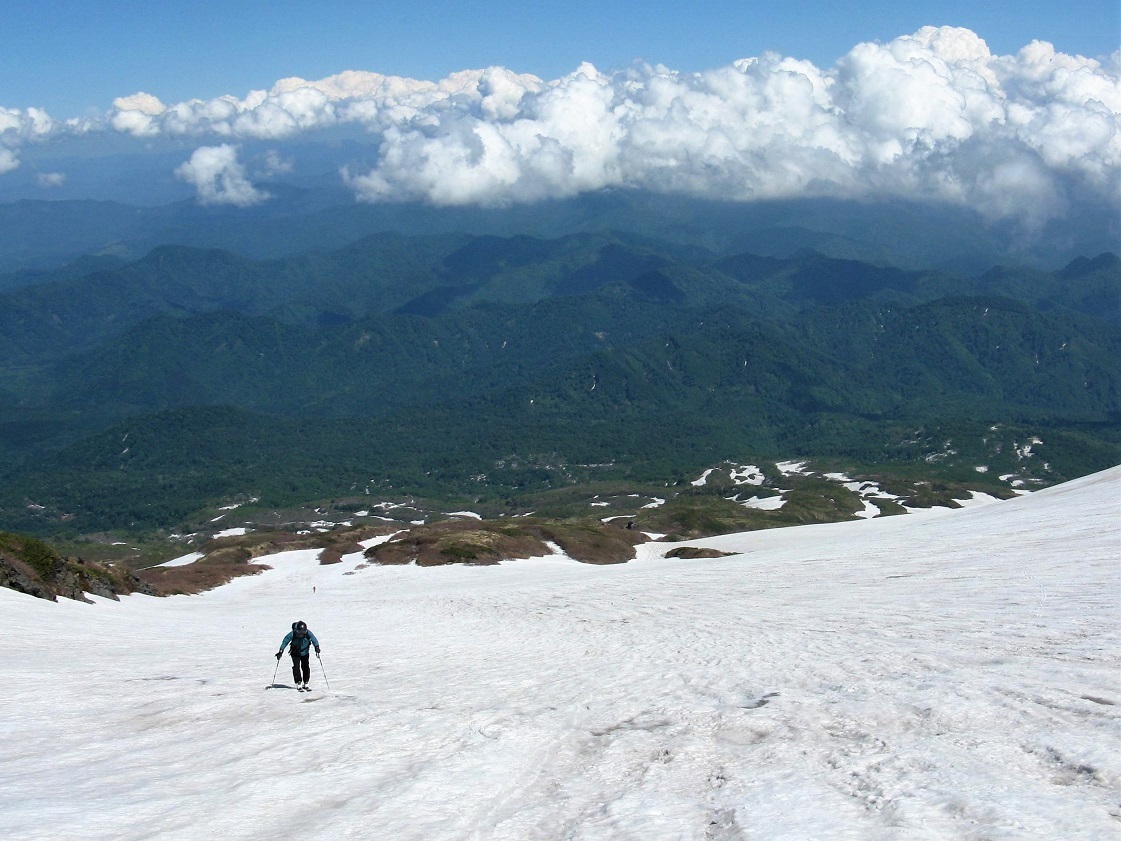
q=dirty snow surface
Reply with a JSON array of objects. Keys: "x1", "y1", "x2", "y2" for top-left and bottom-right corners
[{"x1": 3, "y1": 469, "x2": 1120, "y2": 840}]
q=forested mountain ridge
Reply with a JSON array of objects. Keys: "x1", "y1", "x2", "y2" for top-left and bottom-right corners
[
  {"x1": 0, "y1": 228, "x2": 1117, "y2": 537},
  {"x1": 0, "y1": 230, "x2": 1116, "y2": 365}
]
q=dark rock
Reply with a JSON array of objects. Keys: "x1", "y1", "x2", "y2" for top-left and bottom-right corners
[
  {"x1": 664, "y1": 547, "x2": 738, "y2": 559},
  {"x1": 0, "y1": 555, "x2": 57, "y2": 601}
]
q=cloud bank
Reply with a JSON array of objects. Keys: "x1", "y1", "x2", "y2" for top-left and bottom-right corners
[{"x1": 2, "y1": 27, "x2": 1118, "y2": 224}]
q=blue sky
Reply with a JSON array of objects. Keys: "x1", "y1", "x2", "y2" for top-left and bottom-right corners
[{"x1": 3, "y1": 0, "x2": 1118, "y2": 116}]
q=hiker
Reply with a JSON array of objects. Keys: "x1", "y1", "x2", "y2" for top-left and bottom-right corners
[{"x1": 276, "y1": 620, "x2": 321, "y2": 691}]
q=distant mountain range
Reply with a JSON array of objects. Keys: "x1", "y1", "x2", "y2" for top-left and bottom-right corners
[
  {"x1": 2, "y1": 190, "x2": 1119, "y2": 276},
  {"x1": 0, "y1": 221, "x2": 1116, "y2": 536}
]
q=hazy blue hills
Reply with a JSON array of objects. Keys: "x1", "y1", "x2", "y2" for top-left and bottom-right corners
[{"x1": 3, "y1": 191, "x2": 1118, "y2": 275}]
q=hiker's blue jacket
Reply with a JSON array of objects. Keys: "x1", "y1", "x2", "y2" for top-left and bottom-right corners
[{"x1": 279, "y1": 630, "x2": 320, "y2": 657}]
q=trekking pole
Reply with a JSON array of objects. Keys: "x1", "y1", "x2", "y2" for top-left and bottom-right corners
[
  {"x1": 271, "y1": 654, "x2": 281, "y2": 685},
  {"x1": 317, "y1": 652, "x2": 330, "y2": 690}
]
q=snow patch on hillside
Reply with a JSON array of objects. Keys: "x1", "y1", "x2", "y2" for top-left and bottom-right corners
[
  {"x1": 213, "y1": 527, "x2": 248, "y2": 538},
  {"x1": 691, "y1": 468, "x2": 715, "y2": 486},
  {"x1": 156, "y1": 552, "x2": 203, "y2": 568},
  {"x1": 775, "y1": 460, "x2": 810, "y2": 476},
  {"x1": 738, "y1": 495, "x2": 787, "y2": 511},
  {"x1": 729, "y1": 465, "x2": 764, "y2": 485}
]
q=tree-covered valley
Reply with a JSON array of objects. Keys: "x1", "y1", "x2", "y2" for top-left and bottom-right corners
[{"x1": 0, "y1": 220, "x2": 1116, "y2": 545}]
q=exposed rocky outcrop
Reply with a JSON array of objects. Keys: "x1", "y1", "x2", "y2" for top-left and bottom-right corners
[
  {"x1": 0, "y1": 554, "x2": 56, "y2": 600},
  {"x1": 0, "y1": 531, "x2": 160, "y2": 602}
]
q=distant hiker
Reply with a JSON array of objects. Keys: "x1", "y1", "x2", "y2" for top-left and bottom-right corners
[{"x1": 276, "y1": 620, "x2": 321, "y2": 691}]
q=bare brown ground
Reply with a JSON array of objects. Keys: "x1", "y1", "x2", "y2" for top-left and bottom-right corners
[
  {"x1": 136, "y1": 547, "x2": 269, "y2": 596},
  {"x1": 135, "y1": 517, "x2": 648, "y2": 595},
  {"x1": 136, "y1": 525, "x2": 396, "y2": 595},
  {"x1": 366, "y1": 519, "x2": 646, "y2": 567}
]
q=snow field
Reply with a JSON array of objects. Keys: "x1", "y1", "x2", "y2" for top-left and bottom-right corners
[{"x1": 1, "y1": 468, "x2": 1118, "y2": 840}]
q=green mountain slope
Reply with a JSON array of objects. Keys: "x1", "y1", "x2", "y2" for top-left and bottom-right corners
[
  {"x1": 2, "y1": 230, "x2": 1115, "y2": 370},
  {"x1": 2, "y1": 293, "x2": 1116, "y2": 534},
  {"x1": 0, "y1": 225, "x2": 1117, "y2": 536}
]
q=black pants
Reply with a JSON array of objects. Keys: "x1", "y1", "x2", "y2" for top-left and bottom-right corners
[{"x1": 290, "y1": 651, "x2": 310, "y2": 684}]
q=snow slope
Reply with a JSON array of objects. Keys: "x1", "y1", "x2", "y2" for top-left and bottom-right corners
[{"x1": 1, "y1": 467, "x2": 1119, "y2": 840}]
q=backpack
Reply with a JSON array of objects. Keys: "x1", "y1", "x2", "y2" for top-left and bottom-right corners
[{"x1": 289, "y1": 621, "x2": 309, "y2": 655}]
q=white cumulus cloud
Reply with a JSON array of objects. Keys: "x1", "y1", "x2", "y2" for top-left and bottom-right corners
[
  {"x1": 0, "y1": 105, "x2": 54, "y2": 139},
  {"x1": 1, "y1": 26, "x2": 1118, "y2": 229},
  {"x1": 174, "y1": 144, "x2": 270, "y2": 206},
  {"x1": 0, "y1": 105, "x2": 58, "y2": 173},
  {"x1": 0, "y1": 148, "x2": 18, "y2": 175},
  {"x1": 110, "y1": 92, "x2": 166, "y2": 137},
  {"x1": 333, "y1": 27, "x2": 1120, "y2": 225}
]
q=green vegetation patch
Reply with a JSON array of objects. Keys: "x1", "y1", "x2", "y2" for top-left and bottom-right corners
[
  {"x1": 0, "y1": 530, "x2": 60, "y2": 579},
  {"x1": 638, "y1": 477, "x2": 869, "y2": 539},
  {"x1": 368, "y1": 522, "x2": 551, "y2": 567},
  {"x1": 638, "y1": 496, "x2": 771, "y2": 541},
  {"x1": 528, "y1": 520, "x2": 645, "y2": 565},
  {"x1": 0, "y1": 529, "x2": 157, "y2": 601}
]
